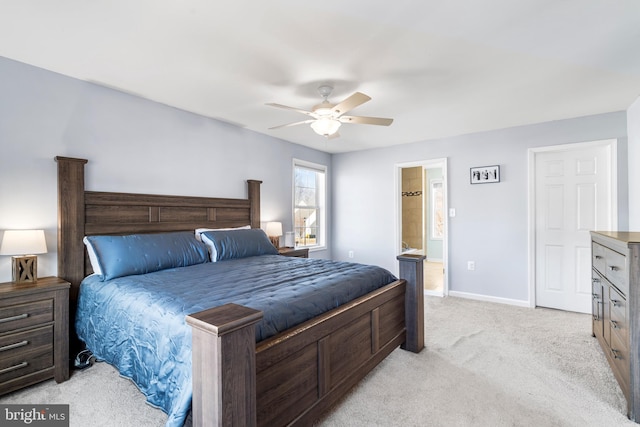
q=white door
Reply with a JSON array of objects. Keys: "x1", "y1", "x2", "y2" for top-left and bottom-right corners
[{"x1": 534, "y1": 141, "x2": 616, "y2": 313}]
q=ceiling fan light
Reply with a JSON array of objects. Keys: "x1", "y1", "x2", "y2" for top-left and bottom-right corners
[{"x1": 311, "y1": 118, "x2": 341, "y2": 137}]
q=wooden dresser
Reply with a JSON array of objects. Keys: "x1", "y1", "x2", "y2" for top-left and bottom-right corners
[
  {"x1": 0, "y1": 277, "x2": 70, "y2": 395},
  {"x1": 591, "y1": 231, "x2": 640, "y2": 421}
]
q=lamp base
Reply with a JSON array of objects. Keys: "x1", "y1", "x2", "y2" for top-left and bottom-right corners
[
  {"x1": 269, "y1": 236, "x2": 280, "y2": 248},
  {"x1": 11, "y1": 255, "x2": 38, "y2": 283}
]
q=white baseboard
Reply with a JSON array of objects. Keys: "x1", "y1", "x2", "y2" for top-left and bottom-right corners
[{"x1": 447, "y1": 290, "x2": 532, "y2": 308}]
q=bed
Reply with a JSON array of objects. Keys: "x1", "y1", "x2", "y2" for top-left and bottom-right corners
[{"x1": 55, "y1": 156, "x2": 426, "y2": 427}]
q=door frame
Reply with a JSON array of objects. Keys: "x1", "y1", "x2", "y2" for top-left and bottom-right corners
[
  {"x1": 395, "y1": 158, "x2": 449, "y2": 297},
  {"x1": 527, "y1": 139, "x2": 618, "y2": 308}
]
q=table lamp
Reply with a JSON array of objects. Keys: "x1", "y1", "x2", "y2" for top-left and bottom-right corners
[
  {"x1": 0, "y1": 229, "x2": 48, "y2": 283},
  {"x1": 265, "y1": 222, "x2": 283, "y2": 248}
]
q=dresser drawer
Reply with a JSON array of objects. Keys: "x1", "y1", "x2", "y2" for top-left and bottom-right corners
[
  {"x1": 609, "y1": 286, "x2": 627, "y2": 341},
  {"x1": 0, "y1": 325, "x2": 53, "y2": 384},
  {"x1": 0, "y1": 299, "x2": 53, "y2": 334},
  {"x1": 610, "y1": 330, "x2": 630, "y2": 393},
  {"x1": 592, "y1": 242, "x2": 606, "y2": 275},
  {"x1": 0, "y1": 277, "x2": 69, "y2": 394},
  {"x1": 604, "y1": 248, "x2": 628, "y2": 295},
  {"x1": 592, "y1": 275, "x2": 604, "y2": 342}
]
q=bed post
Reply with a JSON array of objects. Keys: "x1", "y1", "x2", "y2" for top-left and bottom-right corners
[
  {"x1": 397, "y1": 253, "x2": 426, "y2": 353},
  {"x1": 186, "y1": 303, "x2": 263, "y2": 427},
  {"x1": 55, "y1": 157, "x2": 88, "y2": 299},
  {"x1": 247, "y1": 180, "x2": 262, "y2": 229}
]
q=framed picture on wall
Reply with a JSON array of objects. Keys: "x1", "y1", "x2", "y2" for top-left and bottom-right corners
[{"x1": 470, "y1": 165, "x2": 500, "y2": 184}]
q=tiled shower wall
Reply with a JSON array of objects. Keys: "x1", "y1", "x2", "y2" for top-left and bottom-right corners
[{"x1": 401, "y1": 166, "x2": 423, "y2": 250}]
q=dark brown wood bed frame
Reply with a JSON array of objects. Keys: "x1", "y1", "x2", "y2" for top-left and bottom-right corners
[{"x1": 55, "y1": 156, "x2": 426, "y2": 427}]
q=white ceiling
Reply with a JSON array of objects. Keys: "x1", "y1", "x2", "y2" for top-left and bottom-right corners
[{"x1": 1, "y1": 0, "x2": 639, "y2": 153}]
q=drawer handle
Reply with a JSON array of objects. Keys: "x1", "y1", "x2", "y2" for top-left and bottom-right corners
[
  {"x1": 592, "y1": 278, "x2": 600, "y2": 283},
  {"x1": 612, "y1": 349, "x2": 622, "y2": 360},
  {"x1": 611, "y1": 299, "x2": 621, "y2": 308},
  {"x1": 595, "y1": 255, "x2": 603, "y2": 259},
  {"x1": 0, "y1": 313, "x2": 28, "y2": 324},
  {"x1": 0, "y1": 361, "x2": 28, "y2": 374},
  {"x1": 0, "y1": 340, "x2": 28, "y2": 352},
  {"x1": 593, "y1": 301, "x2": 603, "y2": 320},
  {"x1": 609, "y1": 265, "x2": 619, "y2": 271},
  {"x1": 610, "y1": 320, "x2": 619, "y2": 330},
  {"x1": 592, "y1": 293, "x2": 600, "y2": 300}
]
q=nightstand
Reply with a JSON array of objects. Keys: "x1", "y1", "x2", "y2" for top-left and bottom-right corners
[
  {"x1": 0, "y1": 276, "x2": 70, "y2": 395},
  {"x1": 278, "y1": 247, "x2": 309, "y2": 258}
]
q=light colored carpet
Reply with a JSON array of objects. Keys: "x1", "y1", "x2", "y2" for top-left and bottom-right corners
[
  {"x1": 1, "y1": 296, "x2": 633, "y2": 426},
  {"x1": 318, "y1": 297, "x2": 631, "y2": 426},
  {"x1": 1, "y1": 358, "x2": 166, "y2": 426}
]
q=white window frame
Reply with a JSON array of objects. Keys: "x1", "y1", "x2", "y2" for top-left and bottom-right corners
[
  {"x1": 430, "y1": 179, "x2": 444, "y2": 240},
  {"x1": 292, "y1": 159, "x2": 327, "y2": 251}
]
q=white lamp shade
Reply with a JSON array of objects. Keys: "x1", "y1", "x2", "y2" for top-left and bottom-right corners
[
  {"x1": 0, "y1": 230, "x2": 48, "y2": 255},
  {"x1": 265, "y1": 222, "x2": 283, "y2": 237},
  {"x1": 310, "y1": 118, "x2": 341, "y2": 136}
]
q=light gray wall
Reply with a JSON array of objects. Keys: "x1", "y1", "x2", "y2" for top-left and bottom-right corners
[
  {"x1": 332, "y1": 112, "x2": 628, "y2": 303},
  {"x1": 0, "y1": 57, "x2": 331, "y2": 282},
  {"x1": 628, "y1": 96, "x2": 640, "y2": 230}
]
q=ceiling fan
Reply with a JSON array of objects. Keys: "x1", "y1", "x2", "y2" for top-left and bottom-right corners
[{"x1": 266, "y1": 85, "x2": 393, "y2": 138}]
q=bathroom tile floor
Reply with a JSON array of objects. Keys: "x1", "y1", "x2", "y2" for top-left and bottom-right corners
[{"x1": 425, "y1": 261, "x2": 444, "y2": 292}]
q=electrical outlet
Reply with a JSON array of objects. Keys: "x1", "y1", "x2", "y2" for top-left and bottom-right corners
[
  {"x1": 467, "y1": 261, "x2": 475, "y2": 271},
  {"x1": 348, "y1": 250, "x2": 354, "y2": 258}
]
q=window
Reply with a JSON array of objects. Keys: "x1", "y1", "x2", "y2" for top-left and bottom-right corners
[
  {"x1": 430, "y1": 179, "x2": 444, "y2": 240},
  {"x1": 293, "y1": 160, "x2": 327, "y2": 250}
]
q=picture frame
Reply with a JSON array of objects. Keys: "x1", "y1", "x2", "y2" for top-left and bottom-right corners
[{"x1": 470, "y1": 165, "x2": 500, "y2": 184}]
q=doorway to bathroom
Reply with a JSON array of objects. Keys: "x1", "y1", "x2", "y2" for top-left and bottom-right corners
[{"x1": 396, "y1": 158, "x2": 448, "y2": 297}]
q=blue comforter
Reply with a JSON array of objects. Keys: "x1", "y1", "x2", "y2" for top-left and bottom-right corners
[{"x1": 75, "y1": 255, "x2": 397, "y2": 427}]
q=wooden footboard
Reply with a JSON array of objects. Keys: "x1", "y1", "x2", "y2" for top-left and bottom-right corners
[{"x1": 187, "y1": 254, "x2": 425, "y2": 427}]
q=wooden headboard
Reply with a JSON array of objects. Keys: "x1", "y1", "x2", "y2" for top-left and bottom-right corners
[{"x1": 55, "y1": 156, "x2": 262, "y2": 302}]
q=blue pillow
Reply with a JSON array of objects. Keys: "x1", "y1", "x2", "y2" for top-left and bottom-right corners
[
  {"x1": 84, "y1": 231, "x2": 209, "y2": 281},
  {"x1": 201, "y1": 228, "x2": 278, "y2": 261}
]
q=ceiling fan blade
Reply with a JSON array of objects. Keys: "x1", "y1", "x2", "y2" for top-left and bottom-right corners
[
  {"x1": 331, "y1": 92, "x2": 371, "y2": 116},
  {"x1": 339, "y1": 115, "x2": 393, "y2": 126},
  {"x1": 266, "y1": 103, "x2": 315, "y2": 117},
  {"x1": 269, "y1": 119, "x2": 315, "y2": 130}
]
